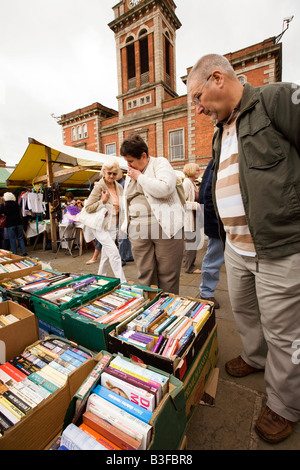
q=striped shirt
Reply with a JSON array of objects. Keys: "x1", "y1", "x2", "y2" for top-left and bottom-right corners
[{"x1": 215, "y1": 119, "x2": 256, "y2": 256}]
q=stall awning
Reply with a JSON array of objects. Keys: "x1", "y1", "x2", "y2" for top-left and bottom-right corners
[{"x1": 6, "y1": 137, "x2": 128, "y2": 189}]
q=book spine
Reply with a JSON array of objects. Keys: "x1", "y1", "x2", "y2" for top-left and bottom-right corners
[
  {"x1": 82, "y1": 410, "x2": 141, "y2": 450},
  {"x1": 86, "y1": 393, "x2": 150, "y2": 450},
  {"x1": 79, "y1": 423, "x2": 121, "y2": 450}
]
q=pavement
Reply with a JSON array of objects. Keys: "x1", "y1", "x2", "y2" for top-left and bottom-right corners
[{"x1": 22, "y1": 237, "x2": 300, "y2": 451}]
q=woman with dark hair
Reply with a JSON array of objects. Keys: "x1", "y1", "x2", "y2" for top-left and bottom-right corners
[
  {"x1": 0, "y1": 192, "x2": 27, "y2": 255},
  {"x1": 120, "y1": 134, "x2": 184, "y2": 294}
]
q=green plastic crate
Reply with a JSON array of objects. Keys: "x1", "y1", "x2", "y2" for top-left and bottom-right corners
[
  {"x1": 31, "y1": 275, "x2": 120, "y2": 330},
  {"x1": 62, "y1": 284, "x2": 162, "y2": 352}
]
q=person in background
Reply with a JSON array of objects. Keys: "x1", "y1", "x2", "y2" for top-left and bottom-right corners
[
  {"x1": 84, "y1": 159, "x2": 126, "y2": 282},
  {"x1": 199, "y1": 158, "x2": 224, "y2": 309},
  {"x1": 182, "y1": 162, "x2": 202, "y2": 274},
  {"x1": 65, "y1": 191, "x2": 75, "y2": 205},
  {"x1": 187, "y1": 53, "x2": 300, "y2": 444},
  {"x1": 0, "y1": 192, "x2": 27, "y2": 256},
  {"x1": 86, "y1": 238, "x2": 102, "y2": 265},
  {"x1": 120, "y1": 134, "x2": 184, "y2": 294}
]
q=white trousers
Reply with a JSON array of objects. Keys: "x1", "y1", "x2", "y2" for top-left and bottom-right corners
[
  {"x1": 94, "y1": 228, "x2": 126, "y2": 283},
  {"x1": 225, "y1": 241, "x2": 300, "y2": 422}
]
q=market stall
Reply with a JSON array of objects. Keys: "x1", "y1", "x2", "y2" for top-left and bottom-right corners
[{"x1": 6, "y1": 137, "x2": 128, "y2": 253}]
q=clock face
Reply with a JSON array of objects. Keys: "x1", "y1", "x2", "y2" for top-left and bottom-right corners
[{"x1": 129, "y1": 0, "x2": 141, "y2": 7}]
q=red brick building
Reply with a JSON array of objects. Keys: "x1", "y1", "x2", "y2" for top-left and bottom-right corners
[{"x1": 58, "y1": 0, "x2": 282, "y2": 173}]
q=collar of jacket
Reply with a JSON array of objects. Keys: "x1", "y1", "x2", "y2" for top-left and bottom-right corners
[{"x1": 216, "y1": 82, "x2": 260, "y2": 129}]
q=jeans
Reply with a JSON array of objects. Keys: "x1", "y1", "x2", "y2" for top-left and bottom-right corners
[
  {"x1": 7, "y1": 225, "x2": 27, "y2": 255},
  {"x1": 200, "y1": 237, "x2": 224, "y2": 297}
]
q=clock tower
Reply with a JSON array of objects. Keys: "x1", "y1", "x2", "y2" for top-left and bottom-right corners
[{"x1": 107, "y1": 0, "x2": 181, "y2": 157}]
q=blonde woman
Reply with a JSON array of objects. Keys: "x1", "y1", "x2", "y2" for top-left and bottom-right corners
[
  {"x1": 84, "y1": 159, "x2": 126, "y2": 282},
  {"x1": 182, "y1": 163, "x2": 202, "y2": 274}
]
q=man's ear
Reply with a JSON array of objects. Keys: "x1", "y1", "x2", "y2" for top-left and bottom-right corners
[{"x1": 211, "y1": 70, "x2": 224, "y2": 88}]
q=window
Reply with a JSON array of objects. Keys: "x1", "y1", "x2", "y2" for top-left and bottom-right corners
[
  {"x1": 77, "y1": 125, "x2": 82, "y2": 139},
  {"x1": 105, "y1": 143, "x2": 117, "y2": 155},
  {"x1": 139, "y1": 35, "x2": 149, "y2": 75},
  {"x1": 165, "y1": 36, "x2": 171, "y2": 76},
  {"x1": 237, "y1": 74, "x2": 247, "y2": 85},
  {"x1": 127, "y1": 42, "x2": 136, "y2": 80},
  {"x1": 83, "y1": 123, "x2": 88, "y2": 138},
  {"x1": 169, "y1": 129, "x2": 184, "y2": 161},
  {"x1": 71, "y1": 127, "x2": 76, "y2": 141}
]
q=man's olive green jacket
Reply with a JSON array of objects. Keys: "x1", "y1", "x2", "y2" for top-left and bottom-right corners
[{"x1": 212, "y1": 81, "x2": 300, "y2": 259}]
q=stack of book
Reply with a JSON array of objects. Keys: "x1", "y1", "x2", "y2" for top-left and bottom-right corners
[
  {"x1": 116, "y1": 295, "x2": 212, "y2": 358},
  {"x1": 57, "y1": 354, "x2": 169, "y2": 450},
  {"x1": 0, "y1": 271, "x2": 79, "y2": 293},
  {"x1": 0, "y1": 314, "x2": 20, "y2": 328},
  {"x1": 72, "y1": 284, "x2": 149, "y2": 326},
  {"x1": 36, "y1": 276, "x2": 111, "y2": 305},
  {"x1": 0, "y1": 338, "x2": 92, "y2": 437},
  {"x1": 0, "y1": 258, "x2": 38, "y2": 275}
]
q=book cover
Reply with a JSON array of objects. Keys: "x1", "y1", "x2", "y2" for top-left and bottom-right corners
[
  {"x1": 110, "y1": 355, "x2": 168, "y2": 395},
  {"x1": 104, "y1": 366, "x2": 160, "y2": 407},
  {"x1": 100, "y1": 371, "x2": 156, "y2": 411},
  {"x1": 60, "y1": 423, "x2": 107, "y2": 450},
  {"x1": 82, "y1": 410, "x2": 142, "y2": 450},
  {"x1": 93, "y1": 384, "x2": 153, "y2": 423}
]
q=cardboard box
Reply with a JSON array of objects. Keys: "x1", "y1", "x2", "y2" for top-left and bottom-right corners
[
  {"x1": 62, "y1": 284, "x2": 162, "y2": 353},
  {"x1": 63, "y1": 351, "x2": 187, "y2": 450},
  {"x1": 0, "y1": 301, "x2": 39, "y2": 363},
  {"x1": 108, "y1": 294, "x2": 215, "y2": 380},
  {"x1": 182, "y1": 324, "x2": 219, "y2": 420},
  {"x1": 0, "y1": 337, "x2": 99, "y2": 450}
]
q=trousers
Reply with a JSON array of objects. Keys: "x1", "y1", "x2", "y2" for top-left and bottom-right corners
[
  {"x1": 200, "y1": 237, "x2": 224, "y2": 297},
  {"x1": 94, "y1": 228, "x2": 126, "y2": 283},
  {"x1": 7, "y1": 225, "x2": 26, "y2": 255},
  {"x1": 225, "y1": 241, "x2": 300, "y2": 422},
  {"x1": 129, "y1": 223, "x2": 184, "y2": 294}
]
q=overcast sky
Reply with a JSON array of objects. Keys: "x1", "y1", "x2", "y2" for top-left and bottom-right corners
[{"x1": 0, "y1": 0, "x2": 299, "y2": 166}]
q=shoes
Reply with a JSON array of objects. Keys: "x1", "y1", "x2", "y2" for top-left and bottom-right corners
[
  {"x1": 201, "y1": 296, "x2": 220, "y2": 309},
  {"x1": 86, "y1": 259, "x2": 98, "y2": 265},
  {"x1": 225, "y1": 355, "x2": 264, "y2": 377},
  {"x1": 122, "y1": 260, "x2": 126, "y2": 266},
  {"x1": 255, "y1": 405, "x2": 295, "y2": 444},
  {"x1": 22, "y1": 252, "x2": 28, "y2": 256},
  {"x1": 186, "y1": 269, "x2": 202, "y2": 274}
]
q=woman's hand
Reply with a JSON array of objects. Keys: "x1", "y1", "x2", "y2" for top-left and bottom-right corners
[
  {"x1": 127, "y1": 167, "x2": 141, "y2": 181},
  {"x1": 101, "y1": 190, "x2": 109, "y2": 203}
]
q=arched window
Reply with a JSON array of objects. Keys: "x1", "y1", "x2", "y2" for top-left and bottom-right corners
[
  {"x1": 83, "y1": 123, "x2": 88, "y2": 138},
  {"x1": 72, "y1": 127, "x2": 76, "y2": 141},
  {"x1": 77, "y1": 125, "x2": 82, "y2": 139}
]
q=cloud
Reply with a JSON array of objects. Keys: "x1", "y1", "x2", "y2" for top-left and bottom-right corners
[{"x1": 0, "y1": 0, "x2": 299, "y2": 165}]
